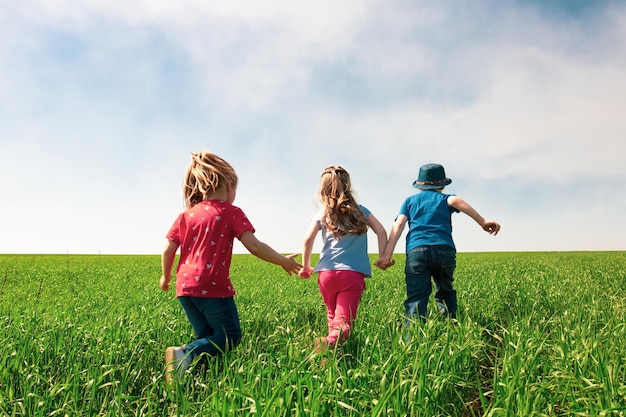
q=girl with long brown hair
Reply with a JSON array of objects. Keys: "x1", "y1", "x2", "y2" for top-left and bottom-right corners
[{"x1": 300, "y1": 166, "x2": 388, "y2": 356}]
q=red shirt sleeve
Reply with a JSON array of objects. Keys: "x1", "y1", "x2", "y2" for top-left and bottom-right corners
[{"x1": 166, "y1": 212, "x2": 184, "y2": 243}]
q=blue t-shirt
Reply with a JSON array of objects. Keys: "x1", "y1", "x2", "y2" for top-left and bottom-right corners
[
  {"x1": 399, "y1": 190, "x2": 459, "y2": 252},
  {"x1": 313, "y1": 205, "x2": 372, "y2": 277}
]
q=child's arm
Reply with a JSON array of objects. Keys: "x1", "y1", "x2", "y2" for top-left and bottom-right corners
[
  {"x1": 366, "y1": 213, "x2": 388, "y2": 258},
  {"x1": 160, "y1": 239, "x2": 179, "y2": 291},
  {"x1": 239, "y1": 230, "x2": 302, "y2": 275},
  {"x1": 448, "y1": 196, "x2": 501, "y2": 235},
  {"x1": 375, "y1": 214, "x2": 407, "y2": 269},
  {"x1": 299, "y1": 221, "x2": 320, "y2": 278}
]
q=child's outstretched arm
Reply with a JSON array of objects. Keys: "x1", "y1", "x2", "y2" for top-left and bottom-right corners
[
  {"x1": 299, "y1": 221, "x2": 320, "y2": 278},
  {"x1": 448, "y1": 196, "x2": 501, "y2": 235},
  {"x1": 160, "y1": 239, "x2": 179, "y2": 291},
  {"x1": 239, "y1": 230, "x2": 302, "y2": 275},
  {"x1": 375, "y1": 214, "x2": 407, "y2": 270}
]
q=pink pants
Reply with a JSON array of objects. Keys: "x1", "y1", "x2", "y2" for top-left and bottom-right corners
[{"x1": 317, "y1": 270, "x2": 365, "y2": 345}]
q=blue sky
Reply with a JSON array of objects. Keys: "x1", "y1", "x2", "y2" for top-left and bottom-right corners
[{"x1": 1, "y1": 0, "x2": 624, "y2": 255}]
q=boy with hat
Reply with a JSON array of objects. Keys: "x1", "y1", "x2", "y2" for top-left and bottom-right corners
[{"x1": 375, "y1": 163, "x2": 500, "y2": 322}]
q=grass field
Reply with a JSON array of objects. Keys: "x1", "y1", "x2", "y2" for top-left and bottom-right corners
[{"x1": 1, "y1": 252, "x2": 625, "y2": 416}]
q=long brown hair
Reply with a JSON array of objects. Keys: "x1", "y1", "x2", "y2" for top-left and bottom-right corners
[
  {"x1": 318, "y1": 166, "x2": 368, "y2": 238},
  {"x1": 183, "y1": 151, "x2": 238, "y2": 208}
]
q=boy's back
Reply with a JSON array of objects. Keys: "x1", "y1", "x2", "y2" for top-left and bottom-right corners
[{"x1": 400, "y1": 190, "x2": 458, "y2": 250}]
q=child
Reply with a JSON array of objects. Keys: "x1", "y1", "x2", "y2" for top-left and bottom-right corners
[
  {"x1": 375, "y1": 163, "x2": 500, "y2": 322},
  {"x1": 300, "y1": 166, "x2": 388, "y2": 355},
  {"x1": 160, "y1": 150, "x2": 302, "y2": 383}
]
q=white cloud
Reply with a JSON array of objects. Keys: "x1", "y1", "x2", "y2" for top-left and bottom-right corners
[{"x1": 0, "y1": 0, "x2": 625, "y2": 254}]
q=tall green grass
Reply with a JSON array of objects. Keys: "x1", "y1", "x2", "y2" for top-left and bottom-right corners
[{"x1": 1, "y1": 252, "x2": 625, "y2": 416}]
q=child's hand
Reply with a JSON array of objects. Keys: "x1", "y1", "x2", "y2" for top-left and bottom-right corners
[
  {"x1": 160, "y1": 275, "x2": 171, "y2": 291},
  {"x1": 282, "y1": 253, "x2": 303, "y2": 275},
  {"x1": 375, "y1": 257, "x2": 395, "y2": 270},
  {"x1": 299, "y1": 266, "x2": 314, "y2": 279},
  {"x1": 482, "y1": 221, "x2": 501, "y2": 236}
]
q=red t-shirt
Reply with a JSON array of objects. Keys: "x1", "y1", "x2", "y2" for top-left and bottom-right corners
[{"x1": 166, "y1": 200, "x2": 255, "y2": 298}]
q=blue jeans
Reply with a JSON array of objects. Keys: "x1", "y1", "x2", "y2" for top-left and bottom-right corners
[
  {"x1": 178, "y1": 296, "x2": 242, "y2": 359},
  {"x1": 404, "y1": 246, "x2": 457, "y2": 321}
]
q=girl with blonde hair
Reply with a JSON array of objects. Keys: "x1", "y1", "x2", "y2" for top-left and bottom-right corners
[{"x1": 160, "y1": 150, "x2": 301, "y2": 383}]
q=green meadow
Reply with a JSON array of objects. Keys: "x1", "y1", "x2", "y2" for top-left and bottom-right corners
[{"x1": 1, "y1": 252, "x2": 625, "y2": 416}]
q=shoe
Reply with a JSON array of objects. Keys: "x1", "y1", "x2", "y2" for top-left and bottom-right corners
[
  {"x1": 313, "y1": 337, "x2": 332, "y2": 366},
  {"x1": 165, "y1": 346, "x2": 191, "y2": 384},
  {"x1": 314, "y1": 337, "x2": 329, "y2": 354}
]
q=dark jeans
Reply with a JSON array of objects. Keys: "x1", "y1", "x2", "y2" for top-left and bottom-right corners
[
  {"x1": 404, "y1": 246, "x2": 457, "y2": 321},
  {"x1": 178, "y1": 296, "x2": 242, "y2": 359}
]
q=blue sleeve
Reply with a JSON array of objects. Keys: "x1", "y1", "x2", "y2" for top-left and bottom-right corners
[
  {"x1": 359, "y1": 204, "x2": 371, "y2": 218},
  {"x1": 399, "y1": 198, "x2": 410, "y2": 217},
  {"x1": 446, "y1": 194, "x2": 460, "y2": 214}
]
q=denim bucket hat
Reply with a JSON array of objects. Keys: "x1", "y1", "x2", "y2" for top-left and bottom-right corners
[{"x1": 412, "y1": 163, "x2": 452, "y2": 190}]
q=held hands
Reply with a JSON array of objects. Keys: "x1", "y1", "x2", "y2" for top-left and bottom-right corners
[
  {"x1": 299, "y1": 266, "x2": 314, "y2": 279},
  {"x1": 375, "y1": 257, "x2": 396, "y2": 270},
  {"x1": 282, "y1": 253, "x2": 303, "y2": 275},
  {"x1": 482, "y1": 220, "x2": 501, "y2": 236}
]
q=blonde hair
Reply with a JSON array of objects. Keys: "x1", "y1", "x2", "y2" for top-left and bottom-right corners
[
  {"x1": 319, "y1": 166, "x2": 368, "y2": 238},
  {"x1": 183, "y1": 151, "x2": 238, "y2": 208}
]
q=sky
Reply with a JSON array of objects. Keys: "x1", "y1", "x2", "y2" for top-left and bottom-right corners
[{"x1": 1, "y1": 0, "x2": 625, "y2": 255}]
